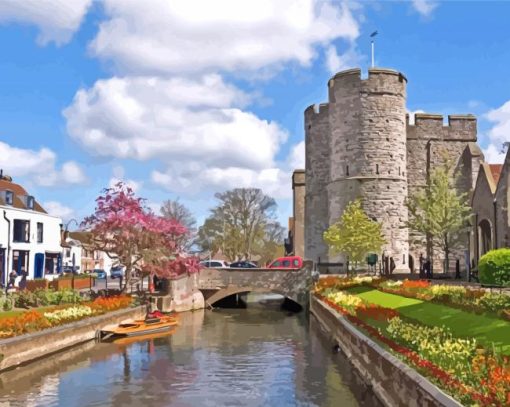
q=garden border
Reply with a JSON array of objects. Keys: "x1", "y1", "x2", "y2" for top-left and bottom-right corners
[
  {"x1": 310, "y1": 295, "x2": 463, "y2": 407},
  {"x1": 0, "y1": 305, "x2": 145, "y2": 372}
]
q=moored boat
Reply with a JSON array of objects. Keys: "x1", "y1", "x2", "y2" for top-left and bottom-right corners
[{"x1": 100, "y1": 314, "x2": 179, "y2": 340}]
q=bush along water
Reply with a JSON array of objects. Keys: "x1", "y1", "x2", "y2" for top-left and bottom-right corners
[{"x1": 479, "y1": 248, "x2": 510, "y2": 288}]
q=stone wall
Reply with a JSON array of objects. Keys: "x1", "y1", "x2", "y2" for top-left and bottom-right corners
[
  {"x1": 292, "y1": 170, "x2": 306, "y2": 258},
  {"x1": 326, "y1": 68, "x2": 409, "y2": 269},
  {"x1": 495, "y1": 152, "x2": 510, "y2": 248},
  {"x1": 154, "y1": 273, "x2": 205, "y2": 313},
  {"x1": 310, "y1": 296, "x2": 462, "y2": 407},
  {"x1": 0, "y1": 306, "x2": 145, "y2": 372},
  {"x1": 406, "y1": 114, "x2": 478, "y2": 271},
  {"x1": 305, "y1": 103, "x2": 330, "y2": 262}
]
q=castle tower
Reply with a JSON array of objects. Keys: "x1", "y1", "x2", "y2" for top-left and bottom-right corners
[
  {"x1": 326, "y1": 68, "x2": 409, "y2": 270},
  {"x1": 304, "y1": 103, "x2": 330, "y2": 263}
]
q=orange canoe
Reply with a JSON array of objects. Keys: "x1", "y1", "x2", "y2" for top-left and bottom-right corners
[{"x1": 101, "y1": 315, "x2": 179, "y2": 338}]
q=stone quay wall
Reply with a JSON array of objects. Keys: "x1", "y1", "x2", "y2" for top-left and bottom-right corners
[
  {"x1": 310, "y1": 295, "x2": 462, "y2": 407},
  {"x1": 0, "y1": 306, "x2": 145, "y2": 372}
]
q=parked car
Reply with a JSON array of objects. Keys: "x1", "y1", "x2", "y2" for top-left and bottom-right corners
[
  {"x1": 87, "y1": 269, "x2": 106, "y2": 279},
  {"x1": 229, "y1": 261, "x2": 257, "y2": 268},
  {"x1": 110, "y1": 266, "x2": 125, "y2": 279},
  {"x1": 200, "y1": 260, "x2": 230, "y2": 268},
  {"x1": 267, "y1": 256, "x2": 303, "y2": 270},
  {"x1": 62, "y1": 265, "x2": 80, "y2": 274}
]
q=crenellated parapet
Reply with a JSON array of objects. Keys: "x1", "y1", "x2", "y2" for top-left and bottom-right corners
[{"x1": 406, "y1": 113, "x2": 477, "y2": 141}]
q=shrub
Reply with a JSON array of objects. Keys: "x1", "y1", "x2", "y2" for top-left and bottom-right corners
[{"x1": 479, "y1": 248, "x2": 510, "y2": 287}]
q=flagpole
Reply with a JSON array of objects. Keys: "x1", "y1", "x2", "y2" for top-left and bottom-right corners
[
  {"x1": 370, "y1": 31, "x2": 378, "y2": 68},
  {"x1": 371, "y1": 40, "x2": 374, "y2": 68}
]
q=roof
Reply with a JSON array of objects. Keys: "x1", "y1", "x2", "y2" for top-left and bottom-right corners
[
  {"x1": 69, "y1": 231, "x2": 93, "y2": 245},
  {"x1": 489, "y1": 164, "x2": 503, "y2": 186},
  {"x1": 0, "y1": 177, "x2": 47, "y2": 214}
]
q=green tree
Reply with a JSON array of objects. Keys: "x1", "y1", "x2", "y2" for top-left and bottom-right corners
[
  {"x1": 323, "y1": 200, "x2": 386, "y2": 272},
  {"x1": 406, "y1": 158, "x2": 472, "y2": 273}
]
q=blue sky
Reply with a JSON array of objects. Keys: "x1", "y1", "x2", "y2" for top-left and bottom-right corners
[{"x1": 0, "y1": 0, "x2": 508, "y2": 228}]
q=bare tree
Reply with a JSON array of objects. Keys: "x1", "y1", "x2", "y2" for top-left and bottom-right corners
[
  {"x1": 197, "y1": 188, "x2": 284, "y2": 261},
  {"x1": 160, "y1": 199, "x2": 197, "y2": 250}
]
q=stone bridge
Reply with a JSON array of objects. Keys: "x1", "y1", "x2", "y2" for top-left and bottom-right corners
[{"x1": 198, "y1": 261, "x2": 314, "y2": 309}]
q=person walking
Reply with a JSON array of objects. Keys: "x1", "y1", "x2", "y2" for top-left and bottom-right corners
[
  {"x1": 19, "y1": 267, "x2": 28, "y2": 290},
  {"x1": 6, "y1": 269, "x2": 17, "y2": 292}
]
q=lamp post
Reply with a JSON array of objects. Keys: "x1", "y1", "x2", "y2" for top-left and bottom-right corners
[
  {"x1": 63, "y1": 218, "x2": 79, "y2": 289},
  {"x1": 466, "y1": 217, "x2": 472, "y2": 283}
]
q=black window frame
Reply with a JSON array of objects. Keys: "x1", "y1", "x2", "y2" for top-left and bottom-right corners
[
  {"x1": 5, "y1": 190, "x2": 13, "y2": 205},
  {"x1": 13, "y1": 219, "x2": 30, "y2": 243},
  {"x1": 37, "y1": 222, "x2": 43, "y2": 243}
]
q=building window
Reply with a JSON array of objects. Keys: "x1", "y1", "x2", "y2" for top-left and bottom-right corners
[
  {"x1": 13, "y1": 220, "x2": 30, "y2": 243},
  {"x1": 65, "y1": 248, "x2": 71, "y2": 258},
  {"x1": 5, "y1": 190, "x2": 13, "y2": 205},
  {"x1": 37, "y1": 222, "x2": 43, "y2": 243},
  {"x1": 346, "y1": 165, "x2": 349, "y2": 176},
  {"x1": 376, "y1": 164, "x2": 379, "y2": 174},
  {"x1": 27, "y1": 196, "x2": 35, "y2": 210}
]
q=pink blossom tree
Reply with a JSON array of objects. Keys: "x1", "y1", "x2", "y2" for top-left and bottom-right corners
[{"x1": 82, "y1": 182, "x2": 201, "y2": 292}]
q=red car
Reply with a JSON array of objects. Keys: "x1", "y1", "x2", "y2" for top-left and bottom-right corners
[{"x1": 267, "y1": 256, "x2": 303, "y2": 269}]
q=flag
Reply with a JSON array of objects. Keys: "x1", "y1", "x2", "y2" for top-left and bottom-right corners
[{"x1": 370, "y1": 31, "x2": 378, "y2": 38}]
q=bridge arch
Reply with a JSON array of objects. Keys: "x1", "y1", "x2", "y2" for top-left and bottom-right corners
[{"x1": 203, "y1": 286, "x2": 303, "y2": 310}]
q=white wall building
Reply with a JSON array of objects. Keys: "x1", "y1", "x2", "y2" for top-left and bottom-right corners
[{"x1": 0, "y1": 174, "x2": 63, "y2": 285}]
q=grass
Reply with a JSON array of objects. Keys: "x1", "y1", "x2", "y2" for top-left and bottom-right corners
[
  {"x1": 346, "y1": 286, "x2": 510, "y2": 355},
  {"x1": 0, "y1": 306, "x2": 60, "y2": 319}
]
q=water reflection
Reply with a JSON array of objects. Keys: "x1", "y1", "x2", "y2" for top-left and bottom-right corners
[{"x1": 0, "y1": 295, "x2": 380, "y2": 407}]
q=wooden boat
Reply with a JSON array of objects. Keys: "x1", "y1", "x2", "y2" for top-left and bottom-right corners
[
  {"x1": 113, "y1": 327, "x2": 177, "y2": 346},
  {"x1": 100, "y1": 315, "x2": 179, "y2": 340}
]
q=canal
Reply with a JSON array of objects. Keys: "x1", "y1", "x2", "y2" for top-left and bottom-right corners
[{"x1": 0, "y1": 295, "x2": 380, "y2": 407}]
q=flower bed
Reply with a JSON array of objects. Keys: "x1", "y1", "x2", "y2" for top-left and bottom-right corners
[
  {"x1": 0, "y1": 295, "x2": 133, "y2": 338},
  {"x1": 315, "y1": 277, "x2": 510, "y2": 406},
  {"x1": 377, "y1": 279, "x2": 510, "y2": 320}
]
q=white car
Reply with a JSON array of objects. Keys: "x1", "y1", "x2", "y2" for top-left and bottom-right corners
[{"x1": 200, "y1": 260, "x2": 230, "y2": 268}]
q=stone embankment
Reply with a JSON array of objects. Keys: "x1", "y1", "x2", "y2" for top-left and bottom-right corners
[
  {"x1": 0, "y1": 306, "x2": 145, "y2": 372},
  {"x1": 310, "y1": 295, "x2": 462, "y2": 407}
]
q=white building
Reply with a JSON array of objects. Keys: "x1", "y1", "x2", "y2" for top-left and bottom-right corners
[{"x1": 0, "y1": 174, "x2": 63, "y2": 285}]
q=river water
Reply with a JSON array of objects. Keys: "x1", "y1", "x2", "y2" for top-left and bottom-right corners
[{"x1": 0, "y1": 295, "x2": 380, "y2": 407}]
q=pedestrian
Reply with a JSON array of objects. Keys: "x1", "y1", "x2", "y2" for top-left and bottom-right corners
[
  {"x1": 7, "y1": 269, "x2": 17, "y2": 292},
  {"x1": 19, "y1": 267, "x2": 28, "y2": 290}
]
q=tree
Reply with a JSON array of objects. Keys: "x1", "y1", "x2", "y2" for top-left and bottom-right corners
[
  {"x1": 160, "y1": 199, "x2": 197, "y2": 250},
  {"x1": 406, "y1": 158, "x2": 472, "y2": 273},
  {"x1": 197, "y1": 188, "x2": 284, "y2": 262},
  {"x1": 323, "y1": 200, "x2": 386, "y2": 272},
  {"x1": 82, "y1": 182, "x2": 200, "y2": 292}
]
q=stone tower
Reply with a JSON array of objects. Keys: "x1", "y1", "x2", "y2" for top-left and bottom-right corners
[{"x1": 305, "y1": 68, "x2": 409, "y2": 270}]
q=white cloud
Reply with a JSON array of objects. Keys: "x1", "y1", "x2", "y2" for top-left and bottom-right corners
[
  {"x1": 483, "y1": 144, "x2": 506, "y2": 164},
  {"x1": 109, "y1": 165, "x2": 142, "y2": 192},
  {"x1": 0, "y1": 0, "x2": 92, "y2": 46},
  {"x1": 64, "y1": 75, "x2": 288, "y2": 169},
  {"x1": 43, "y1": 201, "x2": 75, "y2": 221},
  {"x1": 288, "y1": 141, "x2": 305, "y2": 170},
  {"x1": 484, "y1": 101, "x2": 510, "y2": 164},
  {"x1": 325, "y1": 44, "x2": 362, "y2": 74},
  {"x1": 91, "y1": 0, "x2": 359, "y2": 75},
  {"x1": 411, "y1": 0, "x2": 438, "y2": 17},
  {"x1": 0, "y1": 142, "x2": 87, "y2": 187},
  {"x1": 406, "y1": 109, "x2": 425, "y2": 125}
]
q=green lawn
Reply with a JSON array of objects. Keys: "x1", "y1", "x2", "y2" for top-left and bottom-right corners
[
  {"x1": 346, "y1": 286, "x2": 510, "y2": 355},
  {"x1": 0, "y1": 306, "x2": 58, "y2": 319}
]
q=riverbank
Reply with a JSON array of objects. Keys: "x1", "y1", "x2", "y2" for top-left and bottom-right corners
[
  {"x1": 0, "y1": 305, "x2": 145, "y2": 372},
  {"x1": 310, "y1": 295, "x2": 463, "y2": 407}
]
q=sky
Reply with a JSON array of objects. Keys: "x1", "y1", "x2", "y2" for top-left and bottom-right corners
[{"x1": 0, "y1": 0, "x2": 509, "y2": 228}]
